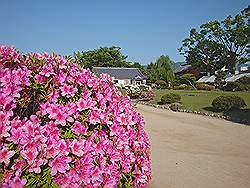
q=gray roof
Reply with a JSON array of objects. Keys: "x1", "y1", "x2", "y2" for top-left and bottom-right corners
[
  {"x1": 197, "y1": 75, "x2": 216, "y2": 83},
  {"x1": 92, "y1": 67, "x2": 147, "y2": 80},
  {"x1": 197, "y1": 73, "x2": 250, "y2": 83},
  {"x1": 174, "y1": 64, "x2": 192, "y2": 74},
  {"x1": 225, "y1": 73, "x2": 250, "y2": 82}
]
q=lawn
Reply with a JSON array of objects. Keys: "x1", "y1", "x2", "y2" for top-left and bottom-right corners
[{"x1": 151, "y1": 89, "x2": 250, "y2": 123}]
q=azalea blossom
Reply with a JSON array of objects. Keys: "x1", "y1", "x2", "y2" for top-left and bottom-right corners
[{"x1": 0, "y1": 147, "x2": 15, "y2": 165}]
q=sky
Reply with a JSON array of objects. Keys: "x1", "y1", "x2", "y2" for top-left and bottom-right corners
[{"x1": 0, "y1": 0, "x2": 249, "y2": 65}]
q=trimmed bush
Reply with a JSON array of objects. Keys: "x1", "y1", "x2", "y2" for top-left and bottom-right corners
[
  {"x1": 155, "y1": 80, "x2": 167, "y2": 89},
  {"x1": 0, "y1": 46, "x2": 151, "y2": 187},
  {"x1": 160, "y1": 93, "x2": 181, "y2": 104},
  {"x1": 174, "y1": 84, "x2": 193, "y2": 90},
  {"x1": 212, "y1": 95, "x2": 246, "y2": 111},
  {"x1": 238, "y1": 76, "x2": 250, "y2": 85},
  {"x1": 140, "y1": 90, "x2": 155, "y2": 101},
  {"x1": 195, "y1": 83, "x2": 215, "y2": 91},
  {"x1": 222, "y1": 81, "x2": 248, "y2": 91}
]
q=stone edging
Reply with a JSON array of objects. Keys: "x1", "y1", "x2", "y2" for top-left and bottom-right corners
[{"x1": 135, "y1": 101, "x2": 249, "y2": 125}]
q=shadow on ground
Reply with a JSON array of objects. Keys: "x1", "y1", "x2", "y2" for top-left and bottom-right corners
[{"x1": 203, "y1": 107, "x2": 250, "y2": 125}]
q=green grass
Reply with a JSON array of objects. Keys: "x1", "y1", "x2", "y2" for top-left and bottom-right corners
[{"x1": 151, "y1": 89, "x2": 250, "y2": 123}]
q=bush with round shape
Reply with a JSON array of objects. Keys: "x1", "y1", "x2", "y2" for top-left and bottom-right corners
[
  {"x1": 140, "y1": 90, "x2": 155, "y2": 101},
  {"x1": 155, "y1": 80, "x2": 167, "y2": 89},
  {"x1": 123, "y1": 85, "x2": 141, "y2": 99},
  {"x1": 174, "y1": 84, "x2": 193, "y2": 90},
  {"x1": 0, "y1": 46, "x2": 151, "y2": 187},
  {"x1": 160, "y1": 93, "x2": 181, "y2": 104},
  {"x1": 195, "y1": 83, "x2": 215, "y2": 91},
  {"x1": 222, "y1": 81, "x2": 248, "y2": 91},
  {"x1": 212, "y1": 95, "x2": 246, "y2": 111}
]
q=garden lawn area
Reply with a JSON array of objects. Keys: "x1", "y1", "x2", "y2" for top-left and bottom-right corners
[{"x1": 151, "y1": 89, "x2": 250, "y2": 122}]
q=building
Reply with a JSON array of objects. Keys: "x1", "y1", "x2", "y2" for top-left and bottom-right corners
[
  {"x1": 197, "y1": 62, "x2": 250, "y2": 83},
  {"x1": 92, "y1": 67, "x2": 147, "y2": 86}
]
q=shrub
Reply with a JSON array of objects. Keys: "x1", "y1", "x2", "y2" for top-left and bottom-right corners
[
  {"x1": 212, "y1": 95, "x2": 246, "y2": 111},
  {"x1": 123, "y1": 85, "x2": 141, "y2": 99},
  {"x1": 195, "y1": 83, "x2": 215, "y2": 91},
  {"x1": 155, "y1": 80, "x2": 167, "y2": 89},
  {"x1": 138, "y1": 84, "x2": 151, "y2": 92},
  {"x1": 222, "y1": 81, "x2": 248, "y2": 91},
  {"x1": 179, "y1": 73, "x2": 196, "y2": 85},
  {"x1": 238, "y1": 76, "x2": 250, "y2": 85},
  {"x1": 160, "y1": 93, "x2": 181, "y2": 104},
  {"x1": 0, "y1": 46, "x2": 151, "y2": 187},
  {"x1": 140, "y1": 90, "x2": 155, "y2": 101},
  {"x1": 174, "y1": 84, "x2": 193, "y2": 90}
]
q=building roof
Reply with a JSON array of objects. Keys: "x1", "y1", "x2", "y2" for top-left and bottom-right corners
[
  {"x1": 174, "y1": 64, "x2": 192, "y2": 74},
  {"x1": 225, "y1": 73, "x2": 250, "y2": 82},
  {"x1": 92, "y1": 67, "x2": 147, "y2": 80},
  {"x1": 197, "y1": 75, "x2": 216, "y2": 83},
  {"x1": 197, "y1": 73, "x2": 250, "y2": 83}
]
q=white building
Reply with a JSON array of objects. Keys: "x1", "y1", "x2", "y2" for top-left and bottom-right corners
[{"x1": 92, "y1": 67, "x2": 147, "y2": 86}]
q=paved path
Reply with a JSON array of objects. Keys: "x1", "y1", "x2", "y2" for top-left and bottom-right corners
[{"x1": 136, "y1": 104, "x2": 250, "y2": 188}]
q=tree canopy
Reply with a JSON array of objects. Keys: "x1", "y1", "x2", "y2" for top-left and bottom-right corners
[
  {"x1": 147, "y1": 55, "x2": 175, "y2": 84},
  {"x1": 69, "y1": 46, "x2": 131, "y2": 69},
  {"x1": 179, "y1": 6, "x2": 249, "y2": 74}
]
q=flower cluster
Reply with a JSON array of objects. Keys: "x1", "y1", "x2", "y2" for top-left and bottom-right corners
[
  {"x1": 0, "y1": 45, "x2": 151, "y2": 187},
  {"x1": 140, "y1": 90, "x2": 155, "y2": 101}
]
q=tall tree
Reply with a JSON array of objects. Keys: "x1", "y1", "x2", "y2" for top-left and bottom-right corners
[
  {"x1": 147, "y1": 55, "x2": 175, "y2": 84},
  {"x1": 70, "y1": 46, "x2": 131, "y2": 69},
  {"x1": 179, "y1": 6, "x2": 249, "y2": 74}
]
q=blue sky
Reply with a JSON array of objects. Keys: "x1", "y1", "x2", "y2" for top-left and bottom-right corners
[{"x1": 0, "y1": 0, "x2": 249, "y2": 64}]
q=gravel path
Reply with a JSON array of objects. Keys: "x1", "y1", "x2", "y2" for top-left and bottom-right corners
[{"x1": 136, "y1": 104, "x2": 250, "y2": 188}]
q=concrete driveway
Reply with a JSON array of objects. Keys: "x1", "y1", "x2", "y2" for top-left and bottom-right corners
[{"x1": 136, "y1": 104, "x2": 250, "y2": 188}]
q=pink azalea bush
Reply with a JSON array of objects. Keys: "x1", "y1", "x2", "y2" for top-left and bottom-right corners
[
  {"x1": 140, "y1": 90, "x2": 155, "y2": 101},
  {"x1": 0, "y1": 45, "x2": 151, "y2": 187}
]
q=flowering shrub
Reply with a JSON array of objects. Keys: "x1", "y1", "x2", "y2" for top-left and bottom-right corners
[
  {"x1": 0, "y1": 45, "x2": 151, "y2": 187},
  {"x1": 140, "y1": 90, "x2": 155, "y2": 101},
  {"x1": 123, "y1": 85, "x2": 141, "y2": 99}
]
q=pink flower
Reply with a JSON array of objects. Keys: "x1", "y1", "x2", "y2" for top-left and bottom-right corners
[
  {"x1": 72, "y1": 121, "x2": 87, "y2": 135},
  {"x1": 0, "y1": 147, "x2": 15, "y2": 165},
  {"x1": 60, "y1": 84, "x2": 78, "y2": 97},
  {"x1": 77, "y1": 98, "x2": 96, "y2": 111},
  {"x1": 21, "y1": 149, "x2": 38, "y2": 165},
  {"x1": 34, "y1": 74, "x2": 46, "y2": 83},
  {"x1": 8, "y1": 176, "x2": 27, "y2": 188},
  {"x1": 49, "y1": 156, "x2": 72, "y2": 176},
  {"x1": 70, "y1": 139, "x2": 84, "y2": 157}
]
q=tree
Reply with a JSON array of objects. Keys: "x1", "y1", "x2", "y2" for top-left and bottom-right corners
[
  {"x1": 147, "y1": 55, "x2": 175, "y2": 85},
  {"x1": 69, "y1": 46, "x2": 131, "y2": 69},
  {"x1": 179, "y1": 6, "x2": 249, "y2": 74}
]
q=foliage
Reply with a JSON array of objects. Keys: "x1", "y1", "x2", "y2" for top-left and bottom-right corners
[
  {"x1": 214, "y1": 70, "x2": 226, "y2": 89},
  {"x1": 212, "y1": 95, "x2": 246, "y2": 111},
  {"x1": 174, "y1": 84, "x2": 193, "y2": 90},
  {"x1": 122, "y1": 85, "x2": 141, "y2": 99},
  {"x1": 179, "y1": 6, "x2": 249, "y2": 74},
  {"x1": 179, "y1": 73, "x2": 196, "y2": 86},
  {"x1": 222, "y1": 81, "x2": 248, "y2": 91},
  {"x1": 160, "y1": 93, "x2": 181, "y2": 104},
  {"x1": 155, "y1": 80, "x2": 168, "y2": 89},
  {"x1": 146, "y1": 55, "x2": 175, "y2": 84},
  {"x1": 238, "y1": 76, "x2": 250, "y2": 85},
  {"x1": 195, "y1": 83, "x2": 215, "y2": 91},
  {"x1": 69, "y1": 46, "x2": 131, "y2": 69},
  {"x1": 0, "y1": 45, "x2": 151, "y2": 187}
]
